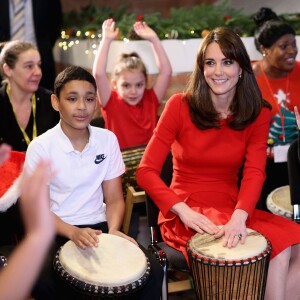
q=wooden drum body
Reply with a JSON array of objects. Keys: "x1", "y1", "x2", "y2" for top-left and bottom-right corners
[
  {"x1": 187, "y1": 229, "x2": 272, "y2": 300},
  {"x1": 54, "y1": 233, "x2": 150, "y2": 298},
  {"x1": 267, "y1": 185, "x2": 293, "y2": 219}
]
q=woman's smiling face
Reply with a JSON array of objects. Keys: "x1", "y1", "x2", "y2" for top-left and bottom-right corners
[
  {"x1": 203, "y1": 42, "x2": 241, "y2": 101},
  {"x1": 264, "y1": 34, "x2": 298, "y2": 73}
]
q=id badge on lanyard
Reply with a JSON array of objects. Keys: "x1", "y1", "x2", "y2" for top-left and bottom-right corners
[{"x1": 273, "y1": 144, "x2": 290, "y2": 163}]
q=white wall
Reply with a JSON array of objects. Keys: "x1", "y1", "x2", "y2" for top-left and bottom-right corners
[{"x1": 217, "y1": 0, "x2": 300, "y2": 15}]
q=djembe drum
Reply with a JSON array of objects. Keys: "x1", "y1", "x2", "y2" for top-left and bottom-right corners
[
  {"x1": 187, "y1": 228, "x2": 272, "y2": 300},
  {"x1": 121, "y1": 144, "x2": 146, "y2": 196},
  {"x1": 267, "y1": 185, "x2": 293, "y2": 219},
  {"x1": 54, "y1": 233, "x2": 150, "y2": 299}
]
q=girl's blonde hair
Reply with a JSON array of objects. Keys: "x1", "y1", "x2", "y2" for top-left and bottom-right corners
[{"x1": 112, "y1": 52, "x2": 147, "y2": 82}]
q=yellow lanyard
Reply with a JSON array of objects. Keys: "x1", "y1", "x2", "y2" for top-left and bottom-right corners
[{"x1": 7, "y1": 86, "x2": 37, "y2": 146}]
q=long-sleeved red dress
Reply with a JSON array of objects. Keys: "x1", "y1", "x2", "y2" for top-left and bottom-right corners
[{"x1": 137, "y1": 94, "x2": 300, "y2": 262}]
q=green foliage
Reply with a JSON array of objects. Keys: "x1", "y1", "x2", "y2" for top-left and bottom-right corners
[
  {"x1": 281, "y1": 13, "x2": 300, "y2": 35},
  {"x1": 61, "y1": 0, "x2": 300, "y2": 39}
]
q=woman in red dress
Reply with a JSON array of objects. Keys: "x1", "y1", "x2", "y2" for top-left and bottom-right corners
[{"x1": 137, "y1": 27, "x2": 300, "y2": 300}]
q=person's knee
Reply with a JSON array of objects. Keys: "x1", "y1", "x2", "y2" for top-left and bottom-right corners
[
  {"x1": 271, "y1": 247, "x2": 292, "y2": 270},
  {"x1": 291, "y1": 244, "x2": 300, "y2": 261}
]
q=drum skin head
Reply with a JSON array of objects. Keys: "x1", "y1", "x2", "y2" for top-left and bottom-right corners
[
  {"x1": 59, "y1": 234, "x2": 147, "y2": 286},
  {"x1": 267, "y1": 186, "x2": 293, "y2": 219},
  {"x1": 188, "y1": 228, "x2": 267, "y2": 261},
  {"x1": 54, "y1": 233, "x2": 150, "y2": 296}
]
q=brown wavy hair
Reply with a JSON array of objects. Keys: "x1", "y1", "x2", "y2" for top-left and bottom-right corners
[{"x1": 184, "y1": 27, "x2": 270, "y2": 130}]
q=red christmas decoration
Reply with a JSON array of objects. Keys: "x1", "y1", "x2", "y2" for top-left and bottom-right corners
[{"x1": 136, "y1": 15, "x2": 144, "y2": 21}]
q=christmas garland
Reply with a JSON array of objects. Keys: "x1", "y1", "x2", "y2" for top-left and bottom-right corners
[{"x1": 61, "y1": 0, "x2": 300, "y2": 40}]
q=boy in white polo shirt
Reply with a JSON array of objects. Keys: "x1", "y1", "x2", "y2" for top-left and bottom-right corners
[{"x1": 24, "y1": 66, "x2": 163, "y2": 300}]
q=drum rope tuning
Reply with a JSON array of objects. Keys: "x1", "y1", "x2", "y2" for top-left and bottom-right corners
[{"x1": 187, "y1": 228, "x2": 272, "y2": 300}]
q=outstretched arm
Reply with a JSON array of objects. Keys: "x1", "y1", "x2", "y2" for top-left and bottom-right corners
[
  {"x1": 133, "y1": 21, "x2": 172, "y2": 103},
  {"x1": 0, "y1": 160, "x2": 55, "y2": 300},
  {"x1": 92, "y1": 19, "x2": 119, "y2": 107}
]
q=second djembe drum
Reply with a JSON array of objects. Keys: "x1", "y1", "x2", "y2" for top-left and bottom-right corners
[
  {"x1": 267, "y1": 185, "x2": 293, "y2": 219},
  {"x1": 187, "y1": 228, "x2": 272, "y2": 300}
]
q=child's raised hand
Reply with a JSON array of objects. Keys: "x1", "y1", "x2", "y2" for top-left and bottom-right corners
[
  {"x1": 102, "y1": 19, "x2": 119, "y2": 41},
  {"x1": 133, "y1": 21, "x2": 157, "y2": 42},
  {"x1": 295, "y1": 106, "x2": 300, "y2": 130}
]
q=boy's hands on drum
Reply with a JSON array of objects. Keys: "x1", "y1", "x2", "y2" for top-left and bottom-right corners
[
  {"x1": 70, "y1": 227, "x2": 102, "y2": 249},
  {"x1": 214, "y1": 209, "x2": 248, "y2": 248},
  {"x1": 171, "y1": 202, "x2": 219, "y2": 235},
  {"x1": 109, "y1": 229, "x2": 139, "y2": 246}
]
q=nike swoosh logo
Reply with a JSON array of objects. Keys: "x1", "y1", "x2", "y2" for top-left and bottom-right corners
[{"x1": 94, "y1": 154, "x2": 106, "y2": 164}]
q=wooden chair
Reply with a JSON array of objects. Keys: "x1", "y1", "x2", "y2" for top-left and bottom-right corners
[
  {"x1": 123, "y1": 187, "x2": 146, "y2": 235},
  {"x1": 145, "y1": 152, "x2": 193, "y2": 299},
  {"x1": 121, "y1": 145, "x2": 147, "y2": 235}
]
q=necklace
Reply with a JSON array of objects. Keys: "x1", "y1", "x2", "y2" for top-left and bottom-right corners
[
  {"x1": 217, "y1": 108, "x2": 231, "y2": 119},
  {"x1": 219, "y1": 111, "x2": 231, "y2": 119}
]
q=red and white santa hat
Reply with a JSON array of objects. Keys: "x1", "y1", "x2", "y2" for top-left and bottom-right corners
[{"x1": 0, "y1": 151, "x2": 25, "y2": 212}]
